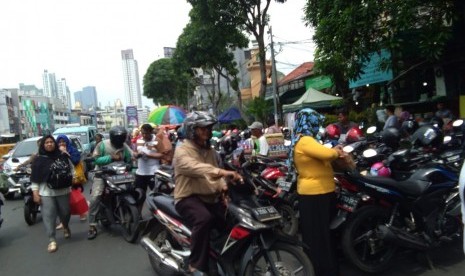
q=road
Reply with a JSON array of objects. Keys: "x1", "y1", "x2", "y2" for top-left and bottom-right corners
[{"x1": 1, "y1": 195, "x2": 464, "y2": 276}]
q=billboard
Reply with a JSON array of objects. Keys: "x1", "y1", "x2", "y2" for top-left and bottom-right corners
[{"x1": 126, "y1": 106, "x2": 138, "y2": 128}]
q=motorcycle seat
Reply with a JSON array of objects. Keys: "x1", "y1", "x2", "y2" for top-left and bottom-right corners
[
  {"x1": 355, "y1": 173, "x2": 430, "y2": 196},
  {"x1": 159, "y1": 164, "x2": 174, "y2": 171},
  {"x1": 152, "y1": 193, "x2": 183, "y2": 221}
]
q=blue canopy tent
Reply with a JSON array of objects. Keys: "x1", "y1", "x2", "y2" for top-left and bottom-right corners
[{"x1": 218, "y1": 107, "x2": 242, "y2": 123}]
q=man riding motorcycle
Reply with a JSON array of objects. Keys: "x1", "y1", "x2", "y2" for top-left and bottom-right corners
[
  {"x1": 173, "y1": 111, "x2": 242, "y2": 275},
  {"x1": 87, "y1": 126, "x2": 134, "y2": 240}
]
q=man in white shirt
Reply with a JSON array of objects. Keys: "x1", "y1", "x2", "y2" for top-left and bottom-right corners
[
  {"x1": 134, "y1": 124, "x2": 164, "y2": 211},
  {"x1": 248, "y1": 121, "x2": 269, "y2": 156}
]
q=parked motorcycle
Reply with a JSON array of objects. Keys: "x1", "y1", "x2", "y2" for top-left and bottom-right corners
[
  {"x1": 140, "y1": 152, "x2": 315, "y2": 276},
  {"x1": 16, "y1": 166, "x2": 41, "y2": 225},
  {"x1": 339, "y1": 162, "x2": 461, "y2": 273},
  {"x1": 90, "y1": 160, "x2": 140, "y2": 243}
]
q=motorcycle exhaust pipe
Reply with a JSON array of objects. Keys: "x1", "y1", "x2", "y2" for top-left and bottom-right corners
[
  {"x1": 140, "y1": 237, "x2": 180, "y2": 271},
  {"x1": 378, "y1": 225, "x2": 429, "y2": 250}
]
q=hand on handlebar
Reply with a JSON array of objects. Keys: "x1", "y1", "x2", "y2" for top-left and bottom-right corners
[{"x1": 221, "y1": 169, "x2": 243, "y2": 184}]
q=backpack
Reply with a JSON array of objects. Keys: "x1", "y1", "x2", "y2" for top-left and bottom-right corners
[{"x1": 47, "y1": 156, "x2": 73, "y2": 189}]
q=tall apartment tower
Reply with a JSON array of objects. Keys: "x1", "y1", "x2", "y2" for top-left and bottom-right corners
[
  {"x1": 56, "y1": 78, "x2": 71, "y2": 108},
  {"x1": 121, "y1": 49, "x2": 142, "y2": 108},
  {"x1": 42, "y1": 70, "x2": 58, "y2": 98}
]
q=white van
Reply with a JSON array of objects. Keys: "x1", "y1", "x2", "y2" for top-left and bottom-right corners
[{"x1": 53, "y1": 125, "x2": 97, "y2": 155}]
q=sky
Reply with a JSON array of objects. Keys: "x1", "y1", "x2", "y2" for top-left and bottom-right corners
[{"x1": 0, "y1": 0, "x2": 315, "y2": 108}]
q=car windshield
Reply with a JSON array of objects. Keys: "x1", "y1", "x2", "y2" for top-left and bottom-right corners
[
  {"x1": 12, "y1": 140, "x2": 38, "y2": 158},
  {"x1": 57, "y1": 132, "x2": 88, "y2": 144}
]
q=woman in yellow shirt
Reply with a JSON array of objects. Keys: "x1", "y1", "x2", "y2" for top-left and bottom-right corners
[{"x1": 289, "y1": 108, "x2": 344, "y2": 276}]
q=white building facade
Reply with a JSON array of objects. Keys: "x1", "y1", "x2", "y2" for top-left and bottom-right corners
[{"x1": 121, "y1": 49, "x2": 142, "y2": 108}]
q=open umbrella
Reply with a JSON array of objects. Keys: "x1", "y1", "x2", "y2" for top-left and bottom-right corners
[{"x1": 148, "y1": 105, "x2": 186, "y2": 126}]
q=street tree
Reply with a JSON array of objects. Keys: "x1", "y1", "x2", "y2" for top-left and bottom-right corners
[
  {"x1": 143, "y1": 58, "x2": 191, "y2": 107},
  {"x1": 173, "y1": 1, "x2": 249, "y2": 115},
  {"x1": 187, "y1": 0, "x2": 287, "y2": 99},
  {"x1": 304, "y1": 0, "x2": 462, "y2": 94}
]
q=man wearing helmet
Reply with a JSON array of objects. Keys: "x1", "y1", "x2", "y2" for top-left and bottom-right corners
[
  {"x1": 173, "y1": 111, "x2": 242, "y2": 275},
  {"x1": 87, "y1": 126, "x2": 134, "y2": 240}
]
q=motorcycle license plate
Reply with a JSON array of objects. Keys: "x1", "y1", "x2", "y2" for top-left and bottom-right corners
[
  {"x1": 338, "y1": 194, "x2": 359, "y2": 212},
  {"x1": 109, "y1": 174, "x2": 135, "y2": 184},
  {"x1": 276, "y1": 177, "x2": 292, "y2": 192},
  {"x1": 252, "y1": 206, "x2": 281, "y2": 222}
]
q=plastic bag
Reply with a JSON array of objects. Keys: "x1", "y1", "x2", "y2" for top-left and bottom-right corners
[
  {"x1": 72, "y1": 161, "x2": 87, "y2": 185},
  {"x1": 70, "y1": 189, "x2": 89, "y2": 215}
]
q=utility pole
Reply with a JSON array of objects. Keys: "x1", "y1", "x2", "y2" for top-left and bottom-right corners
[{"x1": 269, "y1": 26, "x2": 279, "y2": 126}]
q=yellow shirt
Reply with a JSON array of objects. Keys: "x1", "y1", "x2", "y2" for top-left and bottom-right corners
[{"x1": 293, "y1": 136, "x2": 339, "y2": 195}]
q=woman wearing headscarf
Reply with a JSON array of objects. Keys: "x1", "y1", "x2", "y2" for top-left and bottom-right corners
[
  {"x1": 288, "y1": 108, "x2": 344, "y2": 276},
  {"x1": 56, "y1": 134, "x2": 81, "y2": 165},
  {"x1": 30, "y1": 135, "x2": 73, "y2": 253},
  {"x1": 56, "y1": 134, "x2": 88, "y2": 224}
]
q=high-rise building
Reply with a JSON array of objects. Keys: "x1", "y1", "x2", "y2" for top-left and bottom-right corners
[
  {"x1": 56, "y1": 78, "x2": 71, "y2": 109},
  {"x1": 81, "y1": 86, "x2": 98, "y2": 111},
  {"x1": 121, "y1": 49, "x2": 142, "y2": 108},
  {"x1": 42, "y1": 70, "x2": 58, "y2": 98},
  {"x1": 74, "y1": 91, "x2": 82, "y2": 109}
]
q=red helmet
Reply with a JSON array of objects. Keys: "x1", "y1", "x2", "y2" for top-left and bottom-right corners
[
  {"x1": 346, "y1": 126, "x2": 364, "y2": 143},
  {"x1": 325, "y1": 124, "x2": 341, "y2": 140}
]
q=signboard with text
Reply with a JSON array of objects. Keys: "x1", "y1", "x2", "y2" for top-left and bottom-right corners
[
  {"x1": 126, "y1": 106, "x2": 138, "y2": 128},
  {"x1": 349, "y1": 49, "x2": 393, "y2": 88}
]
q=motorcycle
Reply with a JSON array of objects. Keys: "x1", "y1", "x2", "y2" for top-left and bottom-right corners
[
  {"x1": 339, "y1": 160, "x2": 461, "y2": 273},
  {"x1": 16, "y1": 166, "x2": 41, "y2": 225},
  {"x1": 153, "y1": 164, "x2": 175, "y2": 195},
  {"x1": 90, "y1": 160, "x2": 140, "y2": 243},
  {"x1": 140, "y1": 151, "x2": 315, "y2": 276}
]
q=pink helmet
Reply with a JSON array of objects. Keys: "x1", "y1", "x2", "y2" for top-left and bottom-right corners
[
  {"x1": 325, "y1": 124, "x2": 341, "y2": 140},
  {"x1": 370, "y1": 162, "x2": 391, "y2": 177}
]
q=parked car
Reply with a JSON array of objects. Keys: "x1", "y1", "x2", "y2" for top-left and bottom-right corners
[{"x1": 1, "y1": 135, "x2": 84, "y2": 199}]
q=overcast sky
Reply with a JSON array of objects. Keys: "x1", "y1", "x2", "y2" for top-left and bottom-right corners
[{"x1": 0, "y1": 0, "x2": 314, "y2": 108}]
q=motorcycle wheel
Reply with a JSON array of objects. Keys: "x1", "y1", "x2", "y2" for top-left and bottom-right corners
[
  {"x1": 244, "y1": 242, "x2": 315, "y2": 276},
  {"x1": 147, "y1": 224, "x2": 183, "y2": 276},
  {"x1": 120, "y1": 203, "x2": 140, "y2": 243},
  {"x1": 341, "y1": 205, "x2": 397, "y2": 273},
  {"x1": 276, "y1": 203, "x2": 299, "y2": 236},
  {"x1": 24, "y1": 201, "x2": 38, "y2": 225}
]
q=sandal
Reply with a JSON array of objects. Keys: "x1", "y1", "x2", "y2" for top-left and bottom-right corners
[
  {"x1": 87, "y1": 226, "x2": 97, "y2": 240},
  {"x1": 63, "y1": 227, "x2": 71, "y2": 239},
  {"x1": 47, "y1": 241, "x2": 58, "y2": 253}
]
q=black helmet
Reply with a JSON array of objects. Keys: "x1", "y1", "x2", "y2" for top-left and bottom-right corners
[
  {"x1": 183, "y1": 111, "x2": 217, "y2": 140},
  {"x1": 109, "y1": 126, "x2": 128, "y2": 149},
  {"x1": 381, "y1": 127, "x2": 400, "y2": 149},
  {"x1": 411, "y1": 125, "x2": 443, "y2": 148},
  {"x1": 242, "y1": 129, "x2": 251, "y2": 140},
  {"x1": 221, "y1": 134, "x2": 239, "y2": 155},
  {"x1": 400, "y1": 119, "x2": 419, "y2": 137},
  {"x1": 430, "y1": 116, "x2": 444, "y2": 130}
]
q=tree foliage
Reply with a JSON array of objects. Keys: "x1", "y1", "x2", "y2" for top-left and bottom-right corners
[
  {"x1": 173, "y1": 1, "x2": 249, "y2": 114},
  {"x1": 143, "y1": 58, "x2": 191, "y2": 107},
  {"x1": 304, "y1": 0, "x2": 461, "y2": 90},
  {"x1": 187, "y1": 0, "x2": 287, "y2": 99}
]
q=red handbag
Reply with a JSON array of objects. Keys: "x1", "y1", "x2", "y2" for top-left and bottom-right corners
[{"x1": 70, "y1": 189, "x2": 89, "y2": 215}]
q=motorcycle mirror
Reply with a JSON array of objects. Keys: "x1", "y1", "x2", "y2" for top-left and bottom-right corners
[
  {"x1": 443, "y1": 135, "x2": 452, "y2": 144},
  {"x1": 366, "y1": 126, "x2": 377, "y2": 134},
  {"x1": 343, "y1": 145, "x2": 354, "y2": 153},
  {"x1": 363, "y1": 148, "x2": 377, "y2": 158},
  {"x1": 452, "y1": 119, "x2": 463, "y2": 127}
]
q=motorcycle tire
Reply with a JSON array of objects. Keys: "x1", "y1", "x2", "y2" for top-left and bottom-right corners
[
  {"x1": 341, "y1": 205, "x2": 397, "y2": 273},
  {"x1": 244, "y1": 241, "x2": 315, "y2": 276},
  {"x1": 24, "y1": 201, "x2": 39, "y2": 226},
  {"x1": 276, "y1": 203, "x2": 299, "y2": 236},
  {"x1": 147, "y1": 224, "x2": 183, "y2": 276},
  {"x1": 119, "y1": 203, "x2": 140, "y2": 243}
]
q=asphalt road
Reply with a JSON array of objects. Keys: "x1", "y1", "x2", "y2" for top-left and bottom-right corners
[{"x1": 1, "y1": 194, "x2": 465, "y2": 276}]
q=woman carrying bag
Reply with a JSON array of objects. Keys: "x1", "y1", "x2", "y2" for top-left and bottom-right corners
[
  {"x1": 31, "y1": 135, "x2": 74, "y2": 253},
  {"x1": 56, "y1": 134, "x2": 88, "y2": 225}
]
